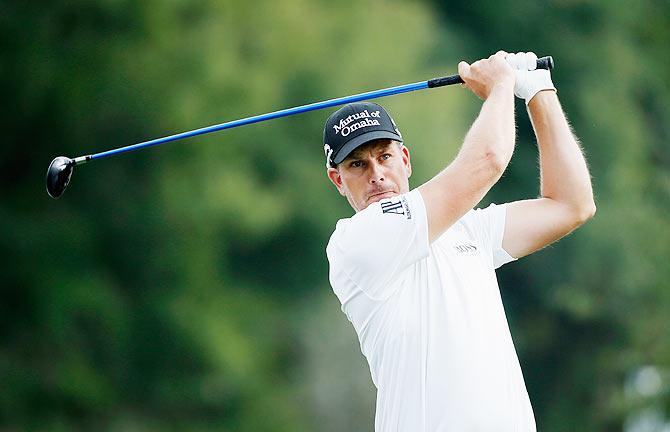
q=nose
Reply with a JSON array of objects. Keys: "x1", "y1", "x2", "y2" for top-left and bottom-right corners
[{"x1": 368, "y1": 161, "x2": 385, "y2": 184}]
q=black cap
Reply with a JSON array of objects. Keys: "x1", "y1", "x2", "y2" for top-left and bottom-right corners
[{"x1": 323, "y1": 102, "x2": 403, "y2": 167}]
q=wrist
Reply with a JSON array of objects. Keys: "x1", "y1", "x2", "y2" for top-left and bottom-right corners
[
  {"x1": 526, "y1": 88, "x2": 558, "y2": 107},
  {"x1": 489, "y1": 79, "x2": 515, "y2": 97},
  {"x1": 520, "y1": 69, "x2": 556, "y2": 104}
]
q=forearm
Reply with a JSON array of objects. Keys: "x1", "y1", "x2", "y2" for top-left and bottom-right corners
[
  {"x1": 528, "y1": 91, "x2": 595, "y2": 218},
  {"x1": 459, "y1": 83, "x2": 516, "y2": 169},
  {"x1": 419, "y1": 83, "x2": 515, "y2": 241}
]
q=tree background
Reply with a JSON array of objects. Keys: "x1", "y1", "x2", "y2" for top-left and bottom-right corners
[{"x1": 2, "y1": 0, "x2": 669, "y2": 430}]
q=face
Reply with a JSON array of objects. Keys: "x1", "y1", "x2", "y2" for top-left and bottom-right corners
[{"x1": 327, "y1": 139, "x2": 412, "y2": 212}]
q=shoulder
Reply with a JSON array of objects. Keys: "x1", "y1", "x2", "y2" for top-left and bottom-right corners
[
  {"x1": 326, "y1": 189, "x2": 427, "y2": 261},
  {"x1": 460, "y1": 202, "x2": 507, "y2": 229},
  {"x1": 329, "y1": 189, "x2": 425, "y2": 239},
  {"x1": 440, "y1": 203, "x2": 507, "y2": 246},
  {"x1": 326, "y1": 218, "x2": 350, "y2": 255}
]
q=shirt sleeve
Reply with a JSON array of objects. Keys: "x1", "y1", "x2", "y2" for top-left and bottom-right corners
[
  {"x1": 466, "y1": 203, "x2": 517, "y2": 269},
  {"x1": 326, "y1": 189, "x2": 430, "y2": 301}
]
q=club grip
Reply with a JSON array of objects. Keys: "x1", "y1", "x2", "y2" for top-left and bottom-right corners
[
  {"x1": 536, "y1": 56, "x2": 554, "y2": 71},
  {"x1": 427, "y1": 55, "x2": 554, "y2": 88}
]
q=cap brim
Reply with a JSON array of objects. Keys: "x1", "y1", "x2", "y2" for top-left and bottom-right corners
[{"x1": 332, "y1": 131, "x2": 403, "y2": 164}]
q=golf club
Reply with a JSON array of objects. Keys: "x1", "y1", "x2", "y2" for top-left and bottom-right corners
[{"x1": 46, "y1": 56, "x2": 553, "y2": 198}]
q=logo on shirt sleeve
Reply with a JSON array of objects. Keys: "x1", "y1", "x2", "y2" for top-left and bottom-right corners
[
  {"x1": 381, "y1": 200, "x2": 403, "y2": 215},
  {"x1": 380, "y1": 196, "x2": 412, "y2": 219}
]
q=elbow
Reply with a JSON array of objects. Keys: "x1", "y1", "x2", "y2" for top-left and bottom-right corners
[
  {"x1": 483, "y1": 149, "x2": 510, "y2": 176},
  {"x1": 575, "y1": 200, "x2": 596, "y2": 225}
]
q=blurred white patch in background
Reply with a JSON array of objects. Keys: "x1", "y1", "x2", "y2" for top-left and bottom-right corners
[{"x1": 624, "y1": 366, "x2": 669, "y2": 432}]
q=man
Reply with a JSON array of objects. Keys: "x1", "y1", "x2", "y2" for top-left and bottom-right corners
[{"x1": 323, "y1": 51, "x2": 596, "y2": 431}]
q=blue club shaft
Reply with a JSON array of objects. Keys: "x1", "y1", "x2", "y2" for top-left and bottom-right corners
[
  {"x1": 68, "y1": 55, "x2": 553, "y2": 166},
  {"x1": 82, "y1": 80, "x2": 431, "y2": 164}
]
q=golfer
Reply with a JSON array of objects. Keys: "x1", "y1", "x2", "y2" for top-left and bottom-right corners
[{"x1": 323, "y1": 51, "x2": 595, "y2": 431}]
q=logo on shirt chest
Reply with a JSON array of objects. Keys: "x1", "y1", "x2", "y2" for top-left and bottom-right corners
[{"x1": 453, "y1": 242, "x2": 479, "y2": 256}]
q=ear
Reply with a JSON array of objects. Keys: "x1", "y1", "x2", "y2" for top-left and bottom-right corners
[
  {"x1": 401, "y1": 145, "x2": 412, "y2": 178},
  {"x1": 327, "y1": 167, "x2": 346, "y2": 196}
]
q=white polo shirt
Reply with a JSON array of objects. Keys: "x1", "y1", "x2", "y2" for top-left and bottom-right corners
[{"x1": 326, "y1": 189, "x2": 536, "y2": 432}]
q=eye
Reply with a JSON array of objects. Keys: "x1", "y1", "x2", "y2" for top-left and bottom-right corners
[
  {"x1": 350, "y1": 160, "x2": 364, "y2": 168},
  {"x1": 381, "y1": 153, "x2": 392, "y2": 161}
]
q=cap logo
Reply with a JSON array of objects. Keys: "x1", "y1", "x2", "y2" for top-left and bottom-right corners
[
  {"x1": 391, "y1": 118, "x2": 402, "y2": 138},
  {"x1": 332, "y1": 109, "x2": 381, "y2": 137},
  {"x1": 324, "y1": 143, "x2": 334, "y2": 167}
]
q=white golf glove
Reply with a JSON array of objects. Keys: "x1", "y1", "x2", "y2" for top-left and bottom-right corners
[{"x1": 505, "y1": 51, "x2": 556, "y2": 104}]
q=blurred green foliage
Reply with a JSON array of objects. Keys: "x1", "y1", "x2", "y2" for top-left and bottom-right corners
[{"x1": 1, "y1": 0, "x2": 669, "y2": 430}]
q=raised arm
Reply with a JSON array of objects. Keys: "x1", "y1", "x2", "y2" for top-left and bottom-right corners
[
  {"x1": 502, "y1": 82, "x2": 596, "y2": 258},
  {"x1": 419, "y1": 52, "x2": 516, "y2": 242}
]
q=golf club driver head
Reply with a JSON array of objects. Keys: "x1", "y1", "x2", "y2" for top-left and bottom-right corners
[{"x1": 46, "y1": 156, "x2": 74, "y2": 199}]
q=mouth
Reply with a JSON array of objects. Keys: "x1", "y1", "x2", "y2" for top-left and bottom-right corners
[{"x1": 366, "y1": 190, "x2": 397, "y2": 204}]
